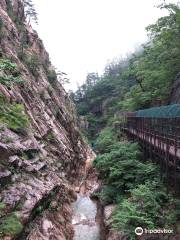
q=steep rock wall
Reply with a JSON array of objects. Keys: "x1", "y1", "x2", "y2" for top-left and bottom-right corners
[
  {"x1": 0, "y1": 1, "x2": 90, "y2": 239},
  {"x1": 170, "y1": 73, "x2": 180, "y2": 104}
]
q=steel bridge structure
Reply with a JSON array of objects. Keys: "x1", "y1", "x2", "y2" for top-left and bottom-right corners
[{"x1": 123, "y1": 104, "x2": 180, "y2": 195}]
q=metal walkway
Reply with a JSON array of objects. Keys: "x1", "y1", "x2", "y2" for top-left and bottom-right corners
[{"x1": 123, "y1": 115, "x2": 180, "y2": 195}]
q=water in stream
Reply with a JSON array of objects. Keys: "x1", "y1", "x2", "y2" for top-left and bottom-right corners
[{"x1": 72, "y1": 193, "x2": 100, "y2": 240}]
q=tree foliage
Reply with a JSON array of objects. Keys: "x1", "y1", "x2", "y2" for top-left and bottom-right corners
[
  {"x1": 73, "y1": 3, "x2": 180, "y2": 238},
  {"x1": 22, "y1": 0, "x2": 38, "y2": 24},
  {"x1": 73, "y1": 3, "x2": 180, "y2": 139},
  {"x1": 94, "y1": 140, "x2": 159, "y2": 195},
  {"x1": 121, "y1": 3, "x2": 180, "y2": 110},
  {"x1": 95, "y1": 127, "x2": 117, "y2": 153},
  {"x1": 112, "y1": 182, "x2": 176, "y2": 240},
  {"x1": 93, "y1": 127, "x2": 177, "y2": 238}
]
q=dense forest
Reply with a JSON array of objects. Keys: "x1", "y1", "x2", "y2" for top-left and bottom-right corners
[
  {"x1": 72, "y1": 3, "x2": 180, "y2": 140},
  {"x1": 72, "y1": 3, "x2": 180, "y2": 239},
  {"x1": 0, "y1": 0, "x2": 179, "y2": 239}
]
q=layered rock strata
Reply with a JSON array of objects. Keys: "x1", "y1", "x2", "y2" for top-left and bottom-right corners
[{"x1": 0, "y1": 0, "x2": 90, "y2": 239}]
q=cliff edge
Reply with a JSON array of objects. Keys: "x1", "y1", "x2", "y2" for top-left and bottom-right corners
[{"x1": 0, "y1": 0, "x2": 91, "y2": 239}]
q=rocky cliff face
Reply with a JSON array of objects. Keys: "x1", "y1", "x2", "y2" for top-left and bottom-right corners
[
  {"x1": 0, "y1": 1, "x2": 90, "y2": 239},
  {"x1": 170, "y1": 73, "x2": 180, "y2": 104}
]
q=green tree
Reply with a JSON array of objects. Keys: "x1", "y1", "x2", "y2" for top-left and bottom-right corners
[
  {"x1": 122, "y1": 3, "x2": 180, "y2": 110},
  {"x1": 22, "y1": 0, "x2": 38, "y2": 24},
  {"x1": 112, "y1": 182, "x2": 176, "y2": 240}
]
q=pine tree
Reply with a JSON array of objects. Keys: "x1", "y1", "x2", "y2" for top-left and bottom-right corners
[{"x1": 22, "y1": 0, "x2": 38, "y2": 24}]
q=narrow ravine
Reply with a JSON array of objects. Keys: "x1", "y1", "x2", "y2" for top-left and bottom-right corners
[
  {"x1": 71, "y1": 154, "x2": 105, "y2": 240},
  {"x1": 72, "y1": 193, "x2": 100, "y2": 240}
]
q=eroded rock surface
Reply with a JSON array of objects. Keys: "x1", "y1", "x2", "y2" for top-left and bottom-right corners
[
  {"x1": 103, "y1": 205, "x2": 125, "y2": 240},
  {"x1": 170, "y1": 72, "x2": 180, "y2": 104},
  {"x1": 72, "y1": 155, "x2": 102, "y2": 240},
  {"x1": 0, "y1": 1, "x2": 90, "y2": 239}
]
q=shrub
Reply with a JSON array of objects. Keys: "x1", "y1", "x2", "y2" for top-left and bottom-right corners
[
  {"x1": 94, "y1": 142, "x2": 140, "y2": 187},
  {"x1": 94, "y1": 141, "x2": 161, "y2": 204},
  {"x1": 0, "y1": 96, "x2": 29, "y2": 133},
  {"x1": 112, "y1": 182, "x2": 176, "y2": 240},
  {"x1": 95, "y1": 127, "x2": 116, "y2": 153},
  {"x1": 97, "y1": 185, "x2": 120, "y2": 205},
  {"x1": 47, "y1": 69, "x2": 57, "y2": 83},
  {"x1": 0, "y1": 212, "x2": 23, "y2": 237},
  {"x1": 0, "y1": 59, "x2": 24, "y2": 87},
  {"x1": 76, "y1": 102, "x2": 89, "y2": 116},
  {"x1": 83, "y1": 113, "x2": 107, "y2": 141},
  {"x1": 24, "y1": 53, "x2": 40, "y2": 77}
]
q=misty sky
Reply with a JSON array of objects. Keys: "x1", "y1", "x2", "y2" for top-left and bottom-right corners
[{"x1": 33, "y1": 0, "x2": 177, "y2": 90}]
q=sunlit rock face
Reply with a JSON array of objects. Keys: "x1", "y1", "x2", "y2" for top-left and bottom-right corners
[
  {"x1": 104, "y1": 205, "x2": 124, "y2": 240},
  {"x1": 0, "y1": 0, "x2": 90, "y2": 239},
  {"x1": 170, "y1": 73, "x2": 180, "y2": 104}
]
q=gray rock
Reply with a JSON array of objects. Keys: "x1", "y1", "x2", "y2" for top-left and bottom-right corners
[
  {"x1": 170, "y1": 72, "x2": 180, "y2": 104},
  {"x1": 0, "y1": 0, "x2": 92, "y2": 239}
]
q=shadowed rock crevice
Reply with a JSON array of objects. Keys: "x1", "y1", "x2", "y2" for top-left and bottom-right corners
[
  {"x1": 170, "y1": 73, "x2": 180, "y2": 104},
  {"x1": 0, "y1": 0, "x2": 91, "y2": 239}
]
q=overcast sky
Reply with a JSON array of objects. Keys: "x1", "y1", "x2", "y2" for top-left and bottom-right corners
[{"x1": 33, "y1": 0, "x2": 178, "y2": 91}]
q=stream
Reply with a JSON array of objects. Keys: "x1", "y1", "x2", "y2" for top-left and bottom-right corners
[{"x1": 72, "y1": 193, "x2": 100, "y2": 240}]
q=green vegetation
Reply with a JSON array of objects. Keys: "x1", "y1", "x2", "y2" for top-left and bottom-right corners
[
  {"x1": 17, "y1": 32, "x2": 30, "y2": 61},
  {"x1": 17, "y1": 50, "x2": 40, "y2": 78},
  {"x1": 72, "y1": 3, "x2": 180, "y2": 140},
  {"x1": 112, "y1": 183, "x2": 176, "y2": 239},
  {"x1": 6, "y1": 0, "x2": 15, "y2": 21},
  {"x1": 23, "y1": 53, "x2": 40, "y2": 77},
  {"x1": 0, "y1": 202, "x2": 5, "y2": 211},
  {"x1": 22, "y1": 0, "x2": 38, "y2": 24},
  {"x1": 0, "y1": 58, "x2": 28, "y2": 132},
  {"x1": 0, "y1": 96, "x2": 29, "y2": 133},
  {"x1": 71, "y1": 3, "x2": 180, "y2": 238},
  {"x1": 6, "y1": 0, "x2": 25, "y2": 32},
  {"x1": 0, "y1": 212, "x2": 23, "y2": 237},
  {"x1": 94, "y1": 141, "x2": 158, "y2": 194},
  {"x1": 93, "y1": 127, "x2": 177, "y2": 239},
  {"x1": 47, "y1": 69, "x2": 57, "y2": 83},
  {"x1": 6, "y1": 0, "x2": 38, "y2": 25},
  {"x1": 121, "y1": 3, "x2": 180, "y2": 110},
  {"x1": 0, "y1": 59, "x2": 24, "y2": 87},
  {"x1": 0, "y1": 202, "x2": 5, "y2": 217},
  {"x1": 34, "y1": 206, "x2": 43, "y2": 216},
  {"x1": 95, "y1": 127, "x2": 119, "y2": 153}
]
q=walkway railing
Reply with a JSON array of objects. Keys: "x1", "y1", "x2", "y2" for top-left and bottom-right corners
[{"x1": 123, "y1": 116, "x2": 180, "y2": 195}]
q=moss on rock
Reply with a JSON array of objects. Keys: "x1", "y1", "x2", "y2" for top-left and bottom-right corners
[
  {"x1": 0, "y1": 212, "x2": 23, "y2": 237},
  {"x1": 0, "y1": 96, "x2": 29, "y2": 132}
]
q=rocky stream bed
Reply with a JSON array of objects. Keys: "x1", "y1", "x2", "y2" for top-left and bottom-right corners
[{"x1": 71, "y1": 162, "x2": 115, "y2": 240}]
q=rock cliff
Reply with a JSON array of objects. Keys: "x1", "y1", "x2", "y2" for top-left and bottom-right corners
[
  {"x1": 170, "y1": 73, "x2": 180, "y2": 104},
  {"x1": 0, "y1": 0, "x2": 90, "y2": 239}
]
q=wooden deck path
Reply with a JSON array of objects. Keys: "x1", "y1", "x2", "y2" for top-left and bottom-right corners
[{"x1": 126, "y1": 128, "x2": 180, "y2": 160}]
